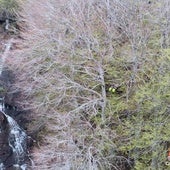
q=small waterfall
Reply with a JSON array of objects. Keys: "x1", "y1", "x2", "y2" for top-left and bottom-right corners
[
  {"x1": 0, "y1": 163, "x2": 5, "y2": 170},
  {"x1": 0, "y1": 39, "x2": 29, "y2": 169},
  {"x1": 0, "y1": 98, "x2": 28, "y2": 170},
  {"x1": 7, "y1": 115, "x2": 27, "y2": 169},
  {"x1": 0, "y1": 39, "x2": 13, "y2": 75}
]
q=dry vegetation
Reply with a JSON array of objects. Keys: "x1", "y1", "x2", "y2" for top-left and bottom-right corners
[{"x1": 4, "y1": 0, "x2": 170, "y2": 169}]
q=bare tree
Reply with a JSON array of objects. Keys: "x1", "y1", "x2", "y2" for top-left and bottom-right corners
[{"x1": 10, "y1": 0, "x2": 170, "y2": 169}]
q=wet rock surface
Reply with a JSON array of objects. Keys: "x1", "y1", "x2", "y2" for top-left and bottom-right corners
[
  {"x1": 0, "y1": 112, "x2": 15, "y2": 169},
  {"x1": 0, "y1": 69, "x2": 30, "y2": 169}
]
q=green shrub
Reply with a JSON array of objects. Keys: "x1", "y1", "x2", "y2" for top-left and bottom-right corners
[{"x1": 0, "y1": 0, "x2": 20, "y2": 19}]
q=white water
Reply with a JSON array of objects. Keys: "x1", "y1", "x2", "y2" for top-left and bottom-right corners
[
  {"x1": 0, "y1": 163, "x2": 5, "y2": 170},
  {"x1": 0, "y1": 39, "x2": 13, "y2": 75},
  {"x1": 0, "y1": 98, "x2": 27, "y2": 169},
  {"x1": 7, "y1": 115, "x2": 27, "y2": 162},
  {"x1": 0, "y1": 97, "x2": 5, "y2": 111},
  {"x1": 0, "y1": 39, "x2": 28, "y2": 169}
]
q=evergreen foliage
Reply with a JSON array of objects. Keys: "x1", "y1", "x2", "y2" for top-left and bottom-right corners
[
  {"x1": 13, "y1": 0, "x2": 170, "y2": 169},
  {"x1": 0, "y1": 0, "x2": 19, "y2": 19}
]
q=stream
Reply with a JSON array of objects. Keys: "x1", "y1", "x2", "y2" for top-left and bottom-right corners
[
  {"x1": 0, "y1": 39, "x2": 29, "y2": 169},
  {"x1": 0, "y1": 98, "x2": 28, "y2": 170}
]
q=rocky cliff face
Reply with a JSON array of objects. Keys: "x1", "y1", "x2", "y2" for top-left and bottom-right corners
[{"x1": 0, "y1": 111, "x2": 16, "y2": 169}]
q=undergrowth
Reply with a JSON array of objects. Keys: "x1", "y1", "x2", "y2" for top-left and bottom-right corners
[{"x1": 11, "y1": 0, "x2": 170, "y2": 169}]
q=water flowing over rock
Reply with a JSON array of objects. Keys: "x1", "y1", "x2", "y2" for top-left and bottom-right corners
[
  {"x1": 7, "y1": 114, "x2": 27, "y2": 169},
  {"x1": 0, "y1": 103, "x2": 28, "y2": 169},
  {"x1": 0, "y1": 69, "x2": 29, "y2": 170}
]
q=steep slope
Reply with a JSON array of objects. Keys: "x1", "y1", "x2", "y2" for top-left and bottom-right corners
[
  {"x1": 11, "y1": 0, "x2": 79, "y2": 169},
  {"x1": 7, "y1": 0, "x2": 170, "y2": 170}
]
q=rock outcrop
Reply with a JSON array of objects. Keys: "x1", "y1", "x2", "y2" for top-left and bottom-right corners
[
  {"x1": 0, "y1": 69, "x2": 30, "y2": 169},
  {"x1": 0, "y1": 111, "x2": 14, "y2": 169}
]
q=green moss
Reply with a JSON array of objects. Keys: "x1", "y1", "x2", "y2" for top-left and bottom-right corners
[
  {"x1": 0, "y1": 0, "x2": 19, "y2": 17},
  {"x1": 0, "y1": 86, "x2": 6, "y2": 93}
]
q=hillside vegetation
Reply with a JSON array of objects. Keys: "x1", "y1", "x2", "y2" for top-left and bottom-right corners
[
  {"x1": 0, "y1": 0, "x2": 22, "y2": 35},
  {"x1": 6, "y1": 0, "x2": 170, "y2": 169}
]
